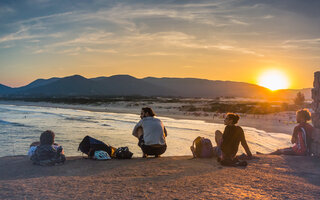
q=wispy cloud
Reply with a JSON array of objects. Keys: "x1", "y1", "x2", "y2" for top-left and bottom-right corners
[
  {"x1": 84, "y1": 47, "x2": 117, "y2": 54},
  {"x1": 230, "y1": 19, "x2": 249, "y2": 26},
  {"x1": 1, "y1": 1, "x2": 319, "y2": 62},
  {"x1": 0, "y1": 26, "x2": 63, "y2": 44},
  {"x1": 262, "y1": 15, "x2": 274, "y2": 19},
  {"x1": 283, "y1": 38, "x2": 320, "y2": 45},
  {"x1": 17, "y1": 11, "x2": 74, "y2": 24},
  {"x1": 47, "y1": 31, "x2": 114, "y2": 47},
  {"x1": 0, "y1": 6, "x2": 15, "y2": 16}
]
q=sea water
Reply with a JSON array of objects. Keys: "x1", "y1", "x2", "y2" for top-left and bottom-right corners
[{"x1": 0, "y1": 103, "x2": 291, "y2": 157}]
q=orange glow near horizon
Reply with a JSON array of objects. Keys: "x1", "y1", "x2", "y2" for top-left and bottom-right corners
[{"x1": 258, "y1": 70, "x2": 290, "y2": 91}]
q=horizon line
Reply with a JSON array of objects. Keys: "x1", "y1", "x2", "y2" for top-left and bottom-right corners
[{"x1": 0, "y1": 73, "x2": 311, "y2": 90}]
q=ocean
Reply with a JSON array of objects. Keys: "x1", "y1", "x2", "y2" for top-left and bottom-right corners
[{"x1": 0, "y1": 103, "x2": 291, "y2": 157}]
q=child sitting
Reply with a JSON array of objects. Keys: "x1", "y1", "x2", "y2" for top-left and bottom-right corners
[{"x1": 30, "y1": 130, "x2": 66, "y2": 166}]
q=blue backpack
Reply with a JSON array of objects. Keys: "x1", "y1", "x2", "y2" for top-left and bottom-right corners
[{"x1": 193, "y1": 136, "x2": 214, "y2": 158}]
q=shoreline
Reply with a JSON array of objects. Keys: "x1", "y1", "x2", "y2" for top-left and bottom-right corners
[{"x1": 0, "y1": 100, "x2": 297, "y2": 135}]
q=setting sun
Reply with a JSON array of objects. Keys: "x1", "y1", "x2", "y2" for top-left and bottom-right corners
[{"x1": 258, "y1": 70, "x2": 289, "y2": 91}]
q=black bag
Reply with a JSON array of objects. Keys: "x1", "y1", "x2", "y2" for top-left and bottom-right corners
[
  {"x1": 78, "y1": 136, "x2": 112, "y2": 157},
  {"x1": 115, "y1": 147, "x2": 133, "y2": 159}
]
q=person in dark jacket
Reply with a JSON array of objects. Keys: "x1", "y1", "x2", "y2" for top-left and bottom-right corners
[
  {"x1": 216, "y1": 113, "x2": 252, "y2": 166},
  {"x1": 30, "y1": 130, "x2": 66, "y2": 166}
]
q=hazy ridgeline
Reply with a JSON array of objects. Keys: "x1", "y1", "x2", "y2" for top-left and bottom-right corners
[{"x1": 0, "y1": 75, "x2": 311, "y2": 100}]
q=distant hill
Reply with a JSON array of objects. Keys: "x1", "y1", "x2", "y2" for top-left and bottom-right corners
[
  {"x1": 142, "y1": 77, "x2": 273, "y2": 99},
  {"x1": 0, "y1": 84, "x2": 12, "y2": 95},
  {"x1": 90, "y1": 75, "x2": 175, "y2": 96},
  {"x1": 15, "y1": 77, "x2": 60, "y2": 91},
  {"x1": 0, "y1": 74, "x2": 312, "y2": 100},
  {"x1": 0, "y1": 75, "x2": 175, "y2": 97}
]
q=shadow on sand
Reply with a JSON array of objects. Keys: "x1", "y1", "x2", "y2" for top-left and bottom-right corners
[
  {"x1": 283, "y1": 155, "x2": 320, "y2": 186},
  {"x1": 0, "y1": 155, "x2": 226, "y2": 181}
]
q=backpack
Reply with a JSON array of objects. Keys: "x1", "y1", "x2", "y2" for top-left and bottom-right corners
[
  {"x1": 78, "y1": 136, "x2": 114, "y2": 158},
  {"x1": 192, "y1": 136, "x2": 214, "y2": 158},
  {"x1": 115, "y1": 147, "x2": 133, "y2": 159},
  {"x1": 292, "y1": 127, "x2": 307, "y2": 155}
]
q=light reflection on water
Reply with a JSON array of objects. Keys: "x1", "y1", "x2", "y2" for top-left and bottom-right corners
[{"x1": 0, "y1": 104, "x2": 291, "y2": 157}]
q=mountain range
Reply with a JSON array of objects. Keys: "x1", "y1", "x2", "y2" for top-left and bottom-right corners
[{"x1": 0, "y1": 74, "x2": 311, "y2": 100}]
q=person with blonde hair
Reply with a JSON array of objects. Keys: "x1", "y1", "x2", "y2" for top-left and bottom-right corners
[{"x1": 259, "y1": 109, "x2": 314, "y2": 155}]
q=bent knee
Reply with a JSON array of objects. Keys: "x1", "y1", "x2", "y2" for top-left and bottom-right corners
[{"x1": 215, "y1": 130, "x2": 222, "y2": 135}]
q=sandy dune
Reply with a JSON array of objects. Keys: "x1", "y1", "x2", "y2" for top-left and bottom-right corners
[{"x1": 1, "y1": 155, "x2": 320, "y2": 199}]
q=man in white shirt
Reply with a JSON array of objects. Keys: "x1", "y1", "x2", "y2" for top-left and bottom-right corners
[{"x1": 132, "y1": 107, "x2": 167, "y2": 158}]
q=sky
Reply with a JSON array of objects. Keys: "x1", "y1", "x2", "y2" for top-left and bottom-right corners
[{"x1": 0, "y1": 0, "x2": 319, "y2": 89}]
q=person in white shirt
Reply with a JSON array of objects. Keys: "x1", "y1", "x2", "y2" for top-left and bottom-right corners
[{"x1": 132, "y1": 107, "x2": 167, "y2": 158}]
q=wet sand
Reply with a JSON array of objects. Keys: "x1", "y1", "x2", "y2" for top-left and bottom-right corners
[{"x1": 1, "y1": 155, "x2": 320, "y2": 199}]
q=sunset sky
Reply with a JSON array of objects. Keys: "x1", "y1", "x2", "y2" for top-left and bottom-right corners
[{"x1": 0, "y1": 0, "x2": 319, "y2": 89}]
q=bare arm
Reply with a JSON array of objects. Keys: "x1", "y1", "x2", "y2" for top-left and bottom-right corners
[
  {"x1": 132, "y1": 120, "x2": 143, "y2": 138},
  {"x1": 164, "y1": 126, "x2": 168, "y2": 137},
  {"x1": 241, "y1": 139, "x2": 252, "y2": 157},
  {"x1": 240, "y1": 129, "x2": 252, "y2": 157},
  {"x1": 190, "y1": 140, "x2": 196, "y2": 158}
]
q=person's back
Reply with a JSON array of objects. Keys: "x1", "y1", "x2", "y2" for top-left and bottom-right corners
[
  {"x1": 30, "y1": 130, "x2": 65, "y2": 166},
  {"x1": 140, "y1": 116, "x2": 166, "y2": 145},
  {"x1": 32, "y1": 144, "x2": 62, "y2": 164},
  {"x1": 221, "y1": 125, "x2": 245, "y2": 158},
  {"x1": 258, "y1": 109, "x2": 313, "y2": 156},
  {"x1": 217, "y1": 113, "x2": 252, "y2": 165},
  {"x1": 132, "y1": 107, "x2": 167, "y2": 158},
  {"x1": 294, "y1": 122, "x2": 314, "y2": 153}
]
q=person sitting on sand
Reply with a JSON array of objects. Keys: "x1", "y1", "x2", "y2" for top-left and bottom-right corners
[
  {"x1": 28, "y1": 141, "x2": 61, "y2": 158},
  {"x1": 215, "y1": 113, "x2": 253, "y2": 165},
  {"x1": 260, "y1": 109, "x2": 314, "y2": 156},
  {"x1": 30, "y1": 130, "x2": 66, "y2": 166},
  {"x1": 28, "y1": 141, "x2": 40, "y2": 158},
  {"x1": 132, "y1": 107, "x2": 167, "y2": 158}
]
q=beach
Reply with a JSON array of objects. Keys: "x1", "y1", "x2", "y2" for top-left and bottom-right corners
[
  {"x1": 0, "y1": 100, "x2": 297, "y2": 135},
  {"x1": 1, "y1": 100, "x2": 316, "y2": 199},
  {"x1": 1, "y1": 155, "x2": 320, "y2": 199},
  {"x1": 1, "y1": 0, "x2": 318, "y2": 199},
  {"x1": 0, "y1": 101, "x2": 293, "y2": 157}
]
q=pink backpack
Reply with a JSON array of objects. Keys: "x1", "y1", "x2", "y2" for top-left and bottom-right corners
[{"x1": 292, "y1": 127, "x2": 307, "y2": 155}]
